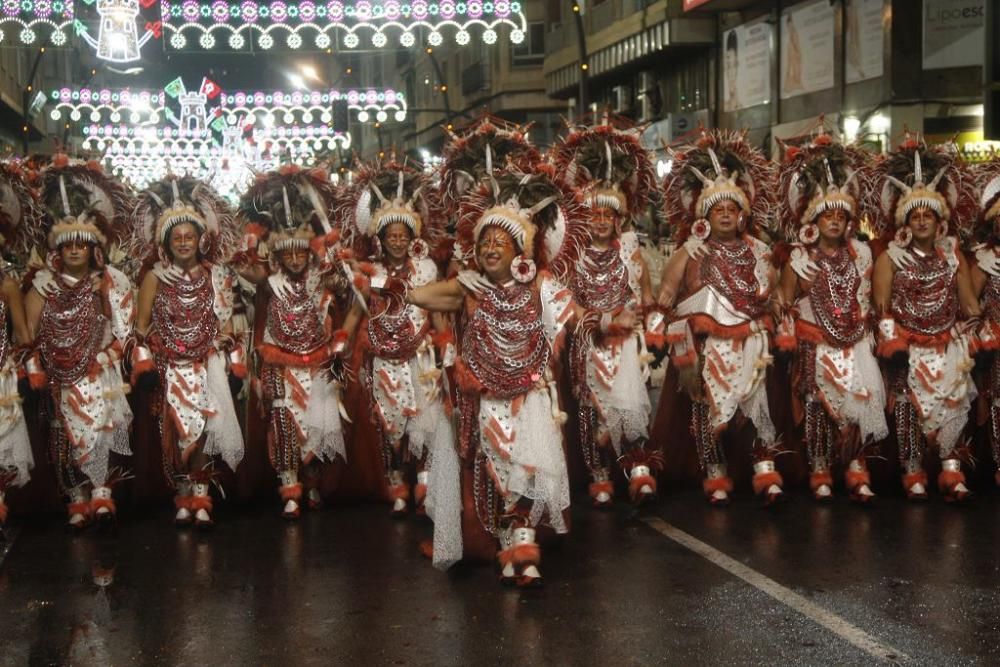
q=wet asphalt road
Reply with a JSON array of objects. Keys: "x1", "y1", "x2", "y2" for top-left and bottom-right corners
[{"x1": 0, "y1": 487, "x2": 998, "y2": 666}]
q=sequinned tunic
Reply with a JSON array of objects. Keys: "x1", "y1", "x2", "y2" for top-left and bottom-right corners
[
  {"x1": 257, "y1": 267, "x2": 344, "y2": 464},
  {"x1": 149, "y1": 263, "x2": 244, "y2": 471},
  {"x1": 0, "y1": 297, "x2": 32, "y2": 486},
  {"x1": 569, "y1": 231, "x2": 651, "y2": 454},
  {"x1": 790, "y1": 240, "x2": 887, "y2": 444},
  {"x1": 33, "y1": 267, "x2": 134, "y2": 487},
  {"x1": 887, "y1": 238, "x2": 975, "y2": 453},
  {"x1": 458, "y1": 276, "x2": 573, "y2": 533},
  {"x1": 668, "y1": 236, "x2": 776, "y2": 439}
]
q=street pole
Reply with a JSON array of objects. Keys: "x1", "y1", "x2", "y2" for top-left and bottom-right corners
[
  {"x1": 21, "y1": 45, "x2": 49, "y2": 154},
  {"x1": 573, "y1": 2, "x2": 589, "y2": 115}
]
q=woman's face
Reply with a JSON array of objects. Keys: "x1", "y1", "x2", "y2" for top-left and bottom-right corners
[
  {"x1": 168, "y1": 222, "x2": 200, "y2": 264},
  {"x1": 381, "y1": 222, "x2": 413, "y2": 263},
  {"x1": 591, "y1": 209, "x2": 618, "y2": 244},
  {"x1": 279, "y1": 246, "x2": 310, "y2": 276},
  {"x1": 476, "y1": 225, "x2": 517, "y2": 283},
  {"x1": 816, "y1": 208, "x2": 849, "y2": 244},
  {"x1": 60, "y1": 239, "x2": 93, "y2": 273},
  {"x1": 906, "y1": 206, "x2": 940, "y2": 244},
  {"x1": 708, "y1": 199, "x2": 741, "y2": 239}
]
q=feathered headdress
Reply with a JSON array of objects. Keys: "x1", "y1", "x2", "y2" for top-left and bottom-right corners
[
  {"x1": 455, "y1": 161, "x2": 588, "y2": 283},
  {"x1": 0, "y1": 160, "x2": 43, "y2": 262},
  {"x1": 131, "y1": 174, "x2": 237, "y2": 264},
  {"x1": 550, "y1": 115, "x2": 656, "y2": 220},
  {"x1": 238, "y1": 165, "x2": 338, "y2": 257},
  {"x1": 865, "y1": 135, "x2": 976, "y2": 241},
  {"x1": 339, "y1": 157, "x2": 446, "y2": 262},
  {"x1": 776, "y1": 129, "x2": 870, "y2": 243},
  {"x1": 973, "y1": 156, "x2": 1000, "y2": 243},
  {"x1": 38, "y1": 154, "x2": 132, "y2": 255},
  {"x1": 439, "y1": 113, "x2": 542, "y2": 219},
  {"x1": 662, "y1": 129, "x2": 775, "y2": 238}
]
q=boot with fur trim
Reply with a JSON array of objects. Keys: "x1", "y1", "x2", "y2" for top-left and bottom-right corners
[
  {"x1": 845, "y1": 459, "x2": 875, "y2": 504},
  {"x1": 901, "y1": 460, "x2": 928, "y2": 501},
  {"x1": 190, "y1": 480, "x2": 214, "y2": 529},
  {"x1": 497, "y1": 525, "x2": 543, "y2": 588},
  {"x1": 752, "y1": 460, "x2": 785, "y2": 506},
  {"x1": 628, "y1": 465, "x2": 657, "y2": 505},
  {"x1": 279, "y1": 470, "x2": 303, "y2": 519},
  {"x1": 414, "y1": 470, "x2": 429, "y2": 517},
  {"x1": 90, "y1": 486, "x2": 116, "y2": 528},
  {"x1": 808, "y1": 459, "x2": 834, "y2": 503},
  {"x1": 388, "y1": 470, "x2": 409, "y2": 518},
  {"x1": 174, "y1": 477, "x2": 194, "y2": 526},
  {"x1": 589, "y1": 468, "x2": 613, "y2": 508},
  {"x1": 306, "y1": 486, "x2": 323, "y2": 510},
  {"x1": 703, "y1": 464, "x2": 733, "y2": 506},
  {"x1": 938, "y1": 459, "x2": 972, "y2": 503},
  {"x1": 66, "y1": 485, "x2": 91, "y2": 530}
]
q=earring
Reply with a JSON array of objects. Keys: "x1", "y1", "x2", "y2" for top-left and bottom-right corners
[
  {"x1": 510, "y1": 255, "x2": 536, "y2": 284},
  {"x1": 691, "y1": 218, "x2": 711, "y2": 241},
  {"x1": 894, "y1": 227, "x2": 913, "y2": 247},
  {"x1": 198, "y1": 232, "x2": 211, "y2": 257},
  {"x1": 798, "y1": 224, "x2": 819, "y2": 245},
  {"x1": 737, "y1": 213, "x2": 747, "y2": 233},
  {"x1": 408, "y1": 238, "x2": 429, "y2": 261}
]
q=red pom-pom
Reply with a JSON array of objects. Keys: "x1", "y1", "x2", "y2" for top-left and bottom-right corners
[{"x1": 52, "y1": 154, "x2": 70, "y2": 168}]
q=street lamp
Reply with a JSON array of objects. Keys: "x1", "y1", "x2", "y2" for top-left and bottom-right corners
[{"x1": 301, "y1": 64, "x2": 320, "y2": 81}]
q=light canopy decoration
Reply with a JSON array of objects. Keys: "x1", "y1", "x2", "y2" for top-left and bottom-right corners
[
  {"x1": 50, "y1": 76, "x2": 408, "y2": 200},
  {"x1": 159, "y1": 0, "x2": 527, "y2": 52},
  {"x1": 0, "y1": 0, "x2": 76, "y2": 47},
  {"x1": 2, "y1": 1, "x2": 522, "y2": 61},
  {"x1": 0, "y1": 0, "x2": 158, "y2": 61}
]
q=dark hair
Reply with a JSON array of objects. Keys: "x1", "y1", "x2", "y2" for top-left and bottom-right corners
[{"x1": 726, "y1": 30, "x2": 738, "y2": 54}]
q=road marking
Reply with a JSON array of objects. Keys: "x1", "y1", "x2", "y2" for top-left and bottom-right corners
[{"x1": 641, "y1": 516, "x2": 909, "y2": 664}]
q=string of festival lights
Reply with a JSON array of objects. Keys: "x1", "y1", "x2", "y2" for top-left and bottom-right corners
[
  {"x1": 1, "y1": 0, "x2": 525, "y2": 60},
  {"x1": 50, "y1": 77, "x2": 408, "y2": 197}
]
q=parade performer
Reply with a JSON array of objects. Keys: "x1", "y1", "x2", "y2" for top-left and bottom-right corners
[
  {"x1": 656, "y1": 130, "x2": 784, "y2": 506},
  {"x1": 396, "y1": 162, "x2": 632, "y2": 586},
  {"x1": 133, "y1": 176, "x2": 245, "y2": 527},
  {"x1": 870, "y1": 137, "x2": 980, "y2": 502},
  {"x1": 25, "y1": 156, "x2": 135, "y2": 529},
  {"x1": 236, "y1": 166, "x2": 348, "y2": 519},
  {"x1": 0, "y1": 161, "x2": 38, "y2": 532},
  {"x1": 340, "y1": 159, "x2": 463, "y2": 570},
  {"x1": 551, "y1": 118, "x2": 662, "y2": 506},
  {"x1": 971, "y1": 157, "x2": 1000, "y2": 486},
  {"x1": 774, "y1": 131, "x2": 887, "y2": 502}
]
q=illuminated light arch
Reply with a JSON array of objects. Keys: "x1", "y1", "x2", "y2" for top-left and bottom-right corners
[{"x1": 159, "y1": 0, "x2": 526, "y2": 52}]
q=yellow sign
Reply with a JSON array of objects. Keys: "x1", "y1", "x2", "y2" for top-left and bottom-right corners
[{"x1": 925, "y1": 130, "x2": 1000, "y2": 163}]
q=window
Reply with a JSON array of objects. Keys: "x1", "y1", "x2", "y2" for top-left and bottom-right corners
[{"x1": 512, "y1": 22, "x2": 545, "y2": 67}]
